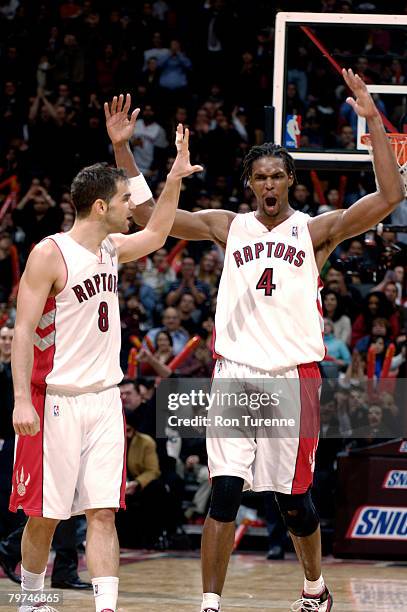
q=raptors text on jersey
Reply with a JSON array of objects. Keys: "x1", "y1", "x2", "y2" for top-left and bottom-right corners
[
  {"x1": 31, "y1": 233, "x2": 123, "y2": 393},
  {"x1": 214, "y1": 211, "x2": 325, "y2": 371}
]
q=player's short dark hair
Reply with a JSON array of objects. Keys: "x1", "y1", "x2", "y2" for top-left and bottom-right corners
[
  {"x1": 241, "y1": 143, "x2": 297, "y2": 187},
  {"x1": 119, "y1": 378, "x2": 138, "y2": 389},
  {"x1": 71, "y1": 163, "x2": 128, "y2": 218},
  {"x1": 137, "y1": 377, "x2": 155, "y2": 390}
]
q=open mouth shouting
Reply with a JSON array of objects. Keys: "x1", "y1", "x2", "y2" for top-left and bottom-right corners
[{"x1": 264, "y1": 195, "x2": 278, "y2": 213}]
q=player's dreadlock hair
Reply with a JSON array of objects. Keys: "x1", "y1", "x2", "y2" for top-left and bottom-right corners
[{"x1": 241, "y1": 143, "x2": 297, "y2": 188}]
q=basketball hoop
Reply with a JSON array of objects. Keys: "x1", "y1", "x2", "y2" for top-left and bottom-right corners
[{"x1": 361, "y1": 133, "x2": 407, "y2": 195}]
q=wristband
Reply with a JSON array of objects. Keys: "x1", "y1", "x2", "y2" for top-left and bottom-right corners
[{"x1": 129, "y1": 175, "x2": 153, "y2": 206}]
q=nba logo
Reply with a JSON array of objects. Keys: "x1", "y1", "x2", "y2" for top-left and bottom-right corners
[
  {"x1": 285, "y1": 114, "x2": 302, "y2": 148},
  {"x1": 292, "y1": 226, "x2": 298, "y2": 238},
  {"x1": 53, "y1": 405, "x2": 60, "y2": 417}
]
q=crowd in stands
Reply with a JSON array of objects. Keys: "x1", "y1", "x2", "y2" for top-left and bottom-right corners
[{"x1": 0, "y1": 0, "x2": 406, "y2": 553}]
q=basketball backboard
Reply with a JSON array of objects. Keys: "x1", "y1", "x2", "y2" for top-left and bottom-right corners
[{"x1": 273, "y1": 12, "x2": 407, "y2": 168}]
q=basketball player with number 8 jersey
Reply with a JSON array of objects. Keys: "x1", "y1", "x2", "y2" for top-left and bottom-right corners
[{"x1": 9, "y1": 116, "x2": 203, "y2": 612}]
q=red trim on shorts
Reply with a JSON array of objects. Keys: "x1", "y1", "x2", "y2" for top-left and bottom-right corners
[
  {"x1": 119, "y1": 409, "x2": 127, "y2": 510},
  {"x1": 291, "y1": 362, "x2": 321, "y2": 495},
  {"x1": 9, "y1": 385, "x2": 46, "y2": 516}
]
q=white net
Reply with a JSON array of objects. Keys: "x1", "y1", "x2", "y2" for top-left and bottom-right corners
[
  {"x1": 399, "y1": 162, "x2": 407, "y2": 196},
  {"x1": 361, "y1": 133, "x2": 407, "y2": 196}
]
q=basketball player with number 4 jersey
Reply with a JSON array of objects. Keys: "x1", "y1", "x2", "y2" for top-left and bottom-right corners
[
  {"x1": 9, "y1": 121, "x2": 202, "y2": 612},
  {"x1": 108, "y1": 72, "x2": 404, "y2": 612}
]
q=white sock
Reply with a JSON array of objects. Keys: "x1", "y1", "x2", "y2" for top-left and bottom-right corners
[
  {"x1": 92, "y1": 576, "x2": 119, "y2": 612},
  {"x1": 304, "y1": 575, "x2": 325, "y2": 596},
  {"x1": 21, "y1": 565, "x2": 46, "y2": 591},
  {"x1": 19, "y1": 565, "x2": 46, "y2": 612},
  {"x1": 201, "y1": 592, "x2": 221, "y2": 611}
]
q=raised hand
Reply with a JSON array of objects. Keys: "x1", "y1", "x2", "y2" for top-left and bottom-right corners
[
  {"x1": 137, "y1": 348, "x2": 152, "y2": 363},
  {"x1": 104, "y1": 93, "x2": 140, "y2": 146},
  {"x1": 342, "y1": 68, "x2": 379, "y2": 120},
  {"x1": 168, "y1": 124, "x2": 204, "y2": 180}
]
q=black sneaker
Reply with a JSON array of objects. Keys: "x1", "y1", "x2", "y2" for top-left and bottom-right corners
[
  {"x1": 266, "y1": 545, "x2": 285, "y2": 560},
  {"x1": 0, "y1": 544, "x2": 20, "y2": 584}
]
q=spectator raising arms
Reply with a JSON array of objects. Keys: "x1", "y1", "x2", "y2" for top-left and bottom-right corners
[{"x1": 165, "y1": 256, "x2": 210, "y2": 307}]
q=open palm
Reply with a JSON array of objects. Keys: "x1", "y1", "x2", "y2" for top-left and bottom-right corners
[
  {"x1": 342, "y1": 68, "x2": 378, "y2": 120},
  {"x1": 104, "y1": 93, "x2": 140, "y2": 146},
  {"x1": 169, "y1": 124, "x2": 203, "y2": 180}
]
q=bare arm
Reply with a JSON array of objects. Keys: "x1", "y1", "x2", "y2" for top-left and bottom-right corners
[
  {"x1": 137, "y1": 348, "x2": 172, "y2": 378},
  {"x1": 105, "y1": 93, "x2": 235, "y2": 247},
  {"x1": 105, "y1": 94, "x2": 154, "y2": 209},
  {"x1": 165, "y1": 282, "x2": 186, "y2": 306},
  {"x1": 41, "y1": 94, "x2": 58, "y2": 121},
  {"x1": 129, "y1": 200, "x2": 235, "y2": 247},
  {"x1": 166, "y1": 278, "x2": 206, "y2": 306},
  {"x1": 16, "y1": 186, "x2": 36, "y2": 210},
  {"x1": 12, "y1": 241, "x2": 62, "y2": 436},
  {"x1": 110, "y1": 124, "x2": 203, "y2": 263},
  {"x1": 310, "y1": 70, "x2": 404, "y2": 262},
  {"x1": 38, "y1": 185, "x2": 56, "y2": 207},
  {"x1": 28, "y1": 94, "x2": 41, "y2": 122}
]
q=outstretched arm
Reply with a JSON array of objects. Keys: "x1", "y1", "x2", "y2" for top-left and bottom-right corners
[
  {"x1": 111, "y1": 124, "x2": 203, "y2": 262},
  {"x1": 105, "y1": 93, "x2": 235, "y2": 246},
  {"x1": 310, "y1": 69, "x2": 404, "y2": 258}
]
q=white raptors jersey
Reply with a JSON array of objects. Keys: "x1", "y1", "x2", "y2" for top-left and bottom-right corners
[
  {"x1": 214, "y1": 211, "x2": 325, "y2": 371},
  {"x1": 31, "y1": 233, "x2": 123, "y2": 393}
]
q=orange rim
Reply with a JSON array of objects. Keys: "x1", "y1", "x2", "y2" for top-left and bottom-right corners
[{"x1": 361, "y1": 133, "x2": 407, "y2": 166}]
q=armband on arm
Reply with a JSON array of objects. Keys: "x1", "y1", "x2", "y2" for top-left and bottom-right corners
[{"x1": 128, "y1": 175, "x2": 153, "y2": 207}]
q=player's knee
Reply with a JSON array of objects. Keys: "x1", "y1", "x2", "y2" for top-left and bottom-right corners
[
  {"x1": 26, "y1": 516, "x2": 60, "y2": 539},
  {"x1": 86, "y1": 507, "x2": 116, "y2": 529},
  {"x1": 209, "y1": 476, "x2": 244, "y2": 523},
  {"x1": 275, "y1": 489, "x2": 319, "y2": 537}
]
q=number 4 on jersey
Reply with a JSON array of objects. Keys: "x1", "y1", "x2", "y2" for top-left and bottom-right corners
[{"x1": 256, "y1": 268, "x2": 276, "y2": 296}]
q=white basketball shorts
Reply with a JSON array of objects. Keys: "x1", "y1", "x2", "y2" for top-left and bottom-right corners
[
  {"x1": 10, "y1": 385, "x2": 126, "y2": 519},
  {"x1": 207, "y1": 358, "x2": 321, "y2": 495}
]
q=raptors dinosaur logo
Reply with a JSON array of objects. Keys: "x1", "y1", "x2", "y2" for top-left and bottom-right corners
[{"x1": 16, "y1": 466, "x2": 31, "y2": 496}]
